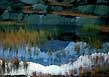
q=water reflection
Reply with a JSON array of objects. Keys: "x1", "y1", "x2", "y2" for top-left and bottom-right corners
[{"x1": 0, "y1": 40, "x2": 109, "y2": 66}]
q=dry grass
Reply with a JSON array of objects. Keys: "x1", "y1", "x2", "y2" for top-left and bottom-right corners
[
  {"x1": 0, "y1": 29, "x2": 51, "y2": 47},
  {"x1": 22, "y1": 5, "x2": 104, "y2": 18},
  {"x1": 51, "y1": 11, "x2": 100, "y2": 18}
]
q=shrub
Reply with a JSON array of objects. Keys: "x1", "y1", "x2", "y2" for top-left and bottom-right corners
[
  {"x1": 76, "y1": 5, "x2": 96, "y2": 14},
  {"x1": 32, "y1": 4, "x2": 47, "y2": 12},
  {"x1": 94, "y1": 5, "x2": 109, "y2": 16},
  {"x1": 51, "y1": 6, "x2": 63, "y2": 11}
]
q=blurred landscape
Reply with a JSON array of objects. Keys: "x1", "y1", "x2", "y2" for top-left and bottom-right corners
[{"x1": 0, "y1": 0, "x2": 109, "y2": 77}]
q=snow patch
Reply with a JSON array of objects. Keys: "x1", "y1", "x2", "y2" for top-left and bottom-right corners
[{"x1": 0, "y1": 52, "x2": 109, "y2": 76}]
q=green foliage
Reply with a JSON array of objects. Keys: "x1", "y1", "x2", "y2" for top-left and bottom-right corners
[
  {"x1": 77, "y1": 5, "x2": 109, "y2": 16},
  {"x1": 88, "y1": 37, "x2": 102, "y2": 49},
  {"x1": 78, "y1": 17, "x2": 99, "y2": 25},
  {"x1": 94, "y1": 5, "x2": 109, "y2": 16},
  {"x1": 80, "y1": 24, "x2": 100, "y2": 35},
  {"x1": 51, "y1": 6, "x2": 63, "y2": 11},
  {"x1": 64, "y1": 0, "x2": 72, "y2": 2},
  {"x1": 32, "y1": 4, "x2": 48, "y2": 12},
  {"x1": 1, "y1": 10, "x2": 10, "y2": 19},
  {"x1": 47, "y1": 6, "x2": 53, "y2": 13},
  {"x1": 80, "y1": 24, "x2": 103, "y2": 49},
  {"x1": 76, "y1": 5, "x2": 96, "y2": 14},
  {"x1": 43, "y1": 14, "x2": 63, "y2": 25}
]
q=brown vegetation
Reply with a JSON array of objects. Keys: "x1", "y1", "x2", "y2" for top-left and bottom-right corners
[
  {"x1": 51, "y1": 11, "x2": 100, "y2": 18},
  {"x1": 79, "y1": 66, "x2": 109, "y2": 77},
  {"x1": 22, "y1": 6, "x2": 46, "y2": 14},
  {"x1": 0, "y1": 29, "x2": 50, "y2": 47}
]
